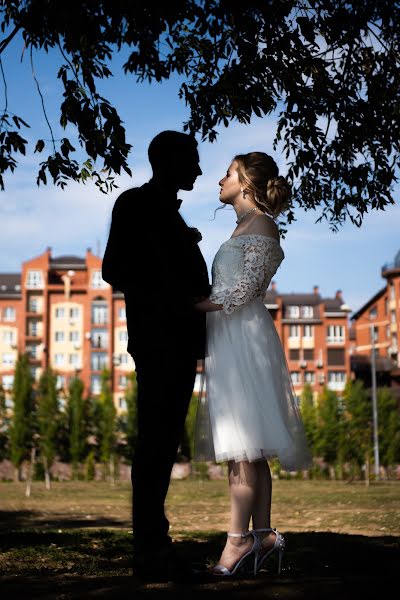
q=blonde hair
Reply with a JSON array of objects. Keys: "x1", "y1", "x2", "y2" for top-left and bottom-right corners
[{"x1": 234, "y1": 152, "x2": 291, "y2": 218}]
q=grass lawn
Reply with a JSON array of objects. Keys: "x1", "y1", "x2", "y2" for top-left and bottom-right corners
[{"x1": 0, "y1": 478, "x2": 399, "y2": 598}]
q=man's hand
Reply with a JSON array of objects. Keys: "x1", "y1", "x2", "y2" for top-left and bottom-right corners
[
  {"x1": 189, "y1": 227, "x2": 202, "y2": 243},
  {"x1": 194, "y1": 298, "x2": 223, "y2": 312}
]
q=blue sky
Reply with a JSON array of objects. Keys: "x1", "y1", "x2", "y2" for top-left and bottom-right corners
[{"x1": 0, "y1": 38, "x2": 399, "y2": 317}]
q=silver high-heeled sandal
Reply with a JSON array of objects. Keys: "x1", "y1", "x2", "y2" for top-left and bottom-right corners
[
  {"x1": 211, "y1": 530, "x2": 258, "y2": 577},
  {"x1": 252, "y1": 528, "x2": 285, "y2": 576}
]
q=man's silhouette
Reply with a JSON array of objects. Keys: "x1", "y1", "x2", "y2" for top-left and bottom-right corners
[{"x1": 102, "y1": 131, "x2": 210, "y2": 580}]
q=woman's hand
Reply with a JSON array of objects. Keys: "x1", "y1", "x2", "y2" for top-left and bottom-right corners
[{"x1": 194, "y1": 298, "x2": 223, "y2": 312}]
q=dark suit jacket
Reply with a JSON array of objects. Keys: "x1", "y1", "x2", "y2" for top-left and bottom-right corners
[{"x1": 102, "y1": 181, "x2": 211, "y2": 359}]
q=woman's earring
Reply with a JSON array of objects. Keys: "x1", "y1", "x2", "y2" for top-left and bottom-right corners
[{"x1": 241, "y1": 188, "x2": 246, "y2": 198}]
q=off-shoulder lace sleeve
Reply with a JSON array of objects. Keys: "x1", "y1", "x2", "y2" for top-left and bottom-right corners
[{"x1": 210, "y1": 236, "x2": 284, "y2": 315}]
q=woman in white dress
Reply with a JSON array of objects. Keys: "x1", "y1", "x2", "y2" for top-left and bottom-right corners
[{"x1": 194, "y1": 152, "x2": 311, "y2": 578}]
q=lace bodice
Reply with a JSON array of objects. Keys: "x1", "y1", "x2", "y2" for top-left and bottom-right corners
[{"x1": 209, "y1": 234, "x2": 284, "y2": 315}]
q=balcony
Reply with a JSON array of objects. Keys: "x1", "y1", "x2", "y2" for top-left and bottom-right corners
[{"x1": 288, "y1": 337, "x2": 301, "y2": 349}]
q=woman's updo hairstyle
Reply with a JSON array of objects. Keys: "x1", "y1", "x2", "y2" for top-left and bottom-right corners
[{"x1": 234, "y1": 152, "x2": 291, "y2": 218}]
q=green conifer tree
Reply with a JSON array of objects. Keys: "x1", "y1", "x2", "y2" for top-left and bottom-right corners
[
  {"x1": 377, "y1": 387, "x2": 400, "y2": 476},
  {"x1": 0, "y1": 384, "x2": 9, "y2": 461},
  {"x1": 99, "y1": 369, "x2": 116, "y2": 482},
  {"x1": 316, "y1": 387, "x2": 341, "y2": 477},
  {"x1": 37, "y1": 367, "x2": 59, "y2": 489},
  {"x1": 124, "y1": 371, "x2": 138, "y2": 463},
  {"x1": 342, "y1": 380, "x2": 372, "y2": 483},
  {"x1": 68, "y1": 376, "x2": 87, "y2": 479},
  {"x1": 9, "y1": 353, "x2": 35, "y2": 481},
  {"x1": 300, "y1": 383, "x2": 318, "y2": 456}
]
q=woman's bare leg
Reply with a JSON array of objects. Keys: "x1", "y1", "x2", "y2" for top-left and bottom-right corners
[
  {"x1": 213, "y1": 460, "x2": 257, "y2": 571},
  {"x1": 251, "y1": 460, "x2": 272, "y2": 529},
  {"x1": 251, "y1": 460, "x2": 276, "y2": 551}
]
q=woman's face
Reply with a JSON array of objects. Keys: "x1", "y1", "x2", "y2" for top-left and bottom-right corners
[{"x1": 219, "y1": 161, "x2": 241, "y2": 204}]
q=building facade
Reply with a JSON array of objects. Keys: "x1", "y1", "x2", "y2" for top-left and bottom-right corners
[
  {"x1": 350, "y1": 250, "x2": 400, "y2": 392},
  {"x1": 0, "y1": 248, "x2": 353, "y2": 410},
  {"x1": 264, "y1": 283, "x2": 352, "y2": 398},
  {"x1": 0, "y1": 248, "x2": 133, "y2": 411}
]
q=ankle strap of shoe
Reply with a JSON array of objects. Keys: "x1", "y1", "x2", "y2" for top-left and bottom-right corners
[
  {"x1": 227, "y1": 531, "x2": 252, "y2": 538},
  {"x1": 252, "y1": 528, "x2": 274, "y2": 533}
]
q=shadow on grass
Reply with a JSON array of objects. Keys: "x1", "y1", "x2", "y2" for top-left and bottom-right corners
[
  {"x1": 0, "y1": 510, "x2": 128, "y2": 532},
  {"x1": 0, "y1": 529, "x2": 399, "y2": 599}
]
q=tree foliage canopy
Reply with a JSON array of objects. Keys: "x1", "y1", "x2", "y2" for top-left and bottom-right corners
[{"x1": 0, "y1": 0, "x2": 399, "y2": 228}]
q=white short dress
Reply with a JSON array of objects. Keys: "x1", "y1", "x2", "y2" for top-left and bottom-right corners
[{"x1": 194, "y1": 234, "x2": 311, "y2": 471}]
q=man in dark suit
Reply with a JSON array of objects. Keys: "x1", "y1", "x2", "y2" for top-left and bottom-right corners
[{"x1": 102, "y1": 131, "x2": 210, "y2": 581}]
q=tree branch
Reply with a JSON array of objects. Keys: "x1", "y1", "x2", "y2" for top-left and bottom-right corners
[{"x1": 0, "y1": 25, "x2": 20, "y2": 55}]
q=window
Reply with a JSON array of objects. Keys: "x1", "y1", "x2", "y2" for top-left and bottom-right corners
[
  {"x1": 2, "y1": 330, "x2": 15, "y2": 344},
  {"x1": 55, "y1": 307, "x2": 65, "y2": 319},
  {"x1": 327, "y1": 371, "x2": 346, "y2": 390},
  {"x1": 91, "y1": 352, "x2": 107, "y2": 371},
  {"x1": 26, "y1": 270, "x2": 44, "y2": 289},
  {"x1": 56, "y1": 375, "x2": 65, "y2": 389},
  {"x1": 30, "y1": 367, "x2": 38, "y2": 380},
  {"x1": 119, "y1": 397, "x2": 127, "y2": 411},
  {"x1": 291, "y1": 371, "x2": 301, "y2": 384},
  {"x1": 390, "y1": 284, "x2": 395, "y2": 299},
  {"x1": 27, "y1": 345, "x2": 37, "y2": 359},
  {"x1": 303, "y1": 349, "x2": 315, "y2": 360},
  {"x1": 91, "y1": 329, "x2": 108, "y2": 348},
  {"x1": 4, "y1": 307, "x2": 16, "y2": 321},
  {"x1": 91, "y1": 270, "x2": 107, "y2": 289},
  {"x1": 289, "y1": 349, "x2": 300, "y2": 361},
  {"x1": 287, "y1": 306, "x2": 300, "y2": 318},
  {"x1": 91, "y1": 375, "x2": 101, "y2": 394},
  {"x1": 384, "y1": 297, "x2": 388, "y2": 315},
  {"x1": 55, "y1": 331, "x2": 65, "y2": 342},
  {"x1": 303, "y1": 325, "x2": 314, "y2": 338},
  {"x1": 119, "y1": 330, "x2": 128, "y2": 342},
  {"x1": 289, "y1": 325, "x2": 300, "y2": 338},
  {"x1": 69, "y1": 331, "x2": 80, "y2": 342},
  {"x1": 370, "y1": 326, "x2": 379, "y2": 342},
  {"x1": 391, "y1": 311, "x2": 396, "y2": 324},
  {"x1": 28, "y1": 320, "x2": 39, "y2": 336},
  {"x1": 327, "y1": 348, "x2": 345, "y2": 366},
  {"x1": 69, "y1": 307, "x2": 80, "y2": 319},
  {"x1": 386, "y1": 325, "x2": 390, "y2": 338},
  {"x1": 369, "y1": 306, "x2": 377, "y2": 319},
  {"x1": 69, "y1": 353, "x2": 80, "y2": 367},
  {"x1": 302, "y1": 306, "x2": 314, "y2": 318},
  {"x1": 304, "y1": 371, "x2": 315, "y2": 384},
  {"x1": 118, "y1": 307, "x2": 126, "y2": 321},
  {"x1": 118, "y1": 375, "x2": 128, "y2": 388},
  {"x1": 54, "y1": 353, "x2": 64, "y2": 366},
  {"x1": 327, "y1": 325, "x2": 345, "y2": 343},
  {"x1": 91, "y1": 302, "x2": 108, "y2": 325},
  {"x1": 2, "y1": 374, "x2": 14, "y2": 390},
  {"x1": 119, "y1": 353, "x2": 129, "y2": 365},
  {"x1": 2, "y1": 353, "x2": 15, "y2": 366},
  {"x1": 29, "y1": 297, "x2": 39, "y2": 312}
]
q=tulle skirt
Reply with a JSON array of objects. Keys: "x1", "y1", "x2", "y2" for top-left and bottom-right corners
[{"x1": 194, "y1": 297, "x2": 312, "y2": 471}]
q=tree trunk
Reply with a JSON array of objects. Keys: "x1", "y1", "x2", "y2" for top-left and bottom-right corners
[
  {"x1": 364, "y1": 452, "x2": 370, "y2": 488},
  {"x1": 25, "y1": 447, "x2": 36, "y2": 498},
  {"x1": 109, "y1": 455, "x2": 115, "y2": 487},
  {"x1": 43, "y1": 456, "x2": 51, "y2": 490}
]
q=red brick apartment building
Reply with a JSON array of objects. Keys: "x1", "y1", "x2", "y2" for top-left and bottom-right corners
[
  {"x1": 263, "y1": 283, "x2": 352, "y2": 399},
  {"x1": 350, "y1": 250, "x2": 400, "y2": 395},
  {"x1": 0, "y1": 248, "x2": 352, "y2": 411},
  {"x1": 0, "y1": 248, "x2": 132, "y2": 412}
]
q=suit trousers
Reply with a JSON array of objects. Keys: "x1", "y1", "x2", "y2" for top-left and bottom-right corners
[{"x1": 130, "y1": 348, "x2": 198, "y2": 554}]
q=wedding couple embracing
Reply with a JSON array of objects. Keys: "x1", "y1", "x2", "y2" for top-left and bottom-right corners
[{"x1": 102, "y1": 130, "x2": 311, "y2": 583}]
